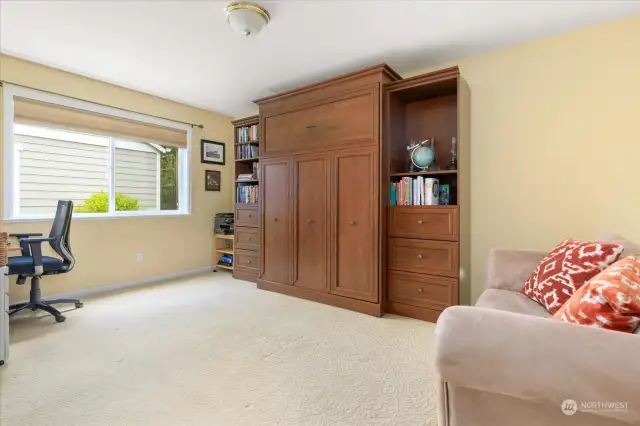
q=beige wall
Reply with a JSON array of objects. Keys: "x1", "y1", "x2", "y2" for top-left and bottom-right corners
[
  {"x1": 408, "y1": 15, "x2": 640, "y2": 302},
  {"x1": 3, "y1": 14, "x2": 639, "y2": 305},
  {"x1": 0, "y1": 55, "x2": 234, "y2": 301}
]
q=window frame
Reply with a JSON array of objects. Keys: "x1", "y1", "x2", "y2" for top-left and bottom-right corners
[{"x1": 2, "y1": 84, "x2": 192, "y2": 222}]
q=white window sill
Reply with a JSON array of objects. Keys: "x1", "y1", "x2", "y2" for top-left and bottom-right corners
[{"x1": 2, "y1": 211, "x2": 191, "y2": 223}]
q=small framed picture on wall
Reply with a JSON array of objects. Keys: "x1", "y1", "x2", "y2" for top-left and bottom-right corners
[
  {"x1": 201, "y1": 140, "x2": 225, "y2": 165},
  {"x1": 205, "y1": 170, "x2": 221, "y2": 191}
]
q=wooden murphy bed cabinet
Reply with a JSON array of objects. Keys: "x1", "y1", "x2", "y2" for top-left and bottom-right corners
[
  {"x1": 254, "y1": 65, "x2": 399, "y2": 316},
  {"x1": 235, "y1": 64, "x2": 470, "y2": 322}
]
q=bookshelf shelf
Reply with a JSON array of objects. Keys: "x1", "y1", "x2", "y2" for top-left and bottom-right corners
[
  {"x1": 236, "y1": 140, "x2": 259, "y2": 145},
  {"x1": 236, "y1": 157, "x2": 260, "y2": 163},
  {"x1": 217, "y1": 264, "x2": 233, "y2": 271},
  {"x1": 390, "y1": 170, "x2": 457, "y2": 177},
  {"x1": 236, "y1": 179, "x2": 259, "y2": 183}
]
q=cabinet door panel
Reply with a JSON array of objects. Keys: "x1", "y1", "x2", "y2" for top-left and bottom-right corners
[
  {"x1": 293, "y1": 154, "x2": 328, "y2": 292},
  {"x1": 331, "y1": 148, "x2": 378, "y2": 302},
  {"x1": 260, "y1": 158, "x2": 291, "y2": 284}
]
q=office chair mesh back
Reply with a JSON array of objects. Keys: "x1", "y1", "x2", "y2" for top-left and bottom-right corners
[{"x1": 49, "y1": 200, "x2": 75, "y2": 272}]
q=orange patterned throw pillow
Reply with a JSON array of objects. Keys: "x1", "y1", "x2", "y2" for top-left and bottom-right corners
[
  {"x1": 521, "y1": 239, "x2": 624, "y2": 314},
  {"x1": 553, "y1": 256, "x2": 640, "y2": 332}
]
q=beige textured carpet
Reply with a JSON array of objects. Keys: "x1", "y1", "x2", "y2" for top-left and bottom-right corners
[{"x1": 1, "y1": 273, "x2": 437, "y2": 425}]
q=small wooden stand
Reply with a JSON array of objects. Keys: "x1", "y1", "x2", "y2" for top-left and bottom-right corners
[{"x1": 213, "y1": 234, "x2": 234, "y2": 272}]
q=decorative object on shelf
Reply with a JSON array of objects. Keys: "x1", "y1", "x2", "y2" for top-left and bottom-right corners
[
  {"x1": 201, "y1": 140, "x2": 226, "y2": 165},
  {"x1": 439, "y1": 184, "x2": 450, "y2": 205},
  {"x1": 407, "y1": 138, "x2": 435, "y2": 171},
  {"x1": 224, "y1": 1, "x2": 270, "y2": 37},
  {"x1": 205, "y1": 170, "x2": 221, "y2": 191},
  {"x1": 218, "y1": 254, "x2": 234, "y2": 267},
  {"x1": 424, "y1": 178, "x2": 440, "y2": 206},
  {"x1": 446, "y1": 137, "x2": 458, "y2": 170}
]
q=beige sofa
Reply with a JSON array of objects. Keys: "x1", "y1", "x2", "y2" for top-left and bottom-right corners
[{"x1": 435, "y1": 247, "x2": 640, "y2": 426}]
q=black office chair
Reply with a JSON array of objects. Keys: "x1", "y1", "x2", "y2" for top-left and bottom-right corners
[{"x1": 8, "y1": 200, "x2": 83, "y2": 323}]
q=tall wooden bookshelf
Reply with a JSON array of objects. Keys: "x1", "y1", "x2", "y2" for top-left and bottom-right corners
[
  {"x1": 383, "y1": 67, "x2": 470, "y2": 322},
  {"x1": 232, "y1": 115, "x2": 260, "y2": 283}
]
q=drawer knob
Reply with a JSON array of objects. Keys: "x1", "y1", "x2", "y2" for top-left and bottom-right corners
[
  {"x1": 307, "y1": 219, "x2": 313, "y2": 224},
  {"x1": 306, "y1": 124, "x2": 317, "y2": 130},
  {"x1": 416, "y1": 254, "x2": 423, "y2": 260},
  {"x1": 417, "y1": 288, "x2": 423, "y2": 293},
  {"x1": 417, "y1": 220, "x2": 423, "y2": 225},
  {"x1": 348, "y1": 220, "x2": 356, "y2": 226},
  {"x1": 274, "y1": 217, "x2": 278, "y2": 221},
  {"x1": 247, "y1": 260, "x2": 252, "y2": 264},
  {"x1": 248, "y1": 214, "x2": 252, "y2": 218},
  {"x1": 247, "y1": 237, "x2": 252, "y2": 241}
]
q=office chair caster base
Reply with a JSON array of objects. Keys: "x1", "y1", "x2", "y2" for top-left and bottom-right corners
[{"x1": 55, "y1": 315, "x2": 66, "y2": 323}]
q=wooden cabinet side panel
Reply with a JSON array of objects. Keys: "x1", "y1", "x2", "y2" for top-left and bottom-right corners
[{"x1": 457, "y1": 76, "x2": 471, "y2": 306}]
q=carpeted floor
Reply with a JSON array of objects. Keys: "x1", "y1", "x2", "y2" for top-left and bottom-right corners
[{"x1": 0, "y1": 273, "x2": 437, "y2": 426}]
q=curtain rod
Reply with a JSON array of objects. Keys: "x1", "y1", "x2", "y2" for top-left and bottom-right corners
[{"x1": 0, "y1": 80, "x2": 204, "y2": 129}]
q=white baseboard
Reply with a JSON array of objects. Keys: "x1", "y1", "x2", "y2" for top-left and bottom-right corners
[{"x1": 17, "y1": 267, "x2": 213, "y2": 303}]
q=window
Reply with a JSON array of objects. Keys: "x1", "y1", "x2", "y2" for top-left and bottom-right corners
[{"x1": 3, "y1": 85, "x2": 191, "y2": 220}]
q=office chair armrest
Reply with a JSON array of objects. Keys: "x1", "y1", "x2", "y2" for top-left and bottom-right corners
[
  {"x1": 20, "y1": 237, "x2": 54, "y2": 275},
  {"x1": 20, "y1": 237, "x2": 55, "y2": 243},
  {"x1": 9, "y1": 233, "x2": 43, "y2": 238}
]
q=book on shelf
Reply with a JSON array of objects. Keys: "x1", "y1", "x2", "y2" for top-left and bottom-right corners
[
  {"x1": 237, "y1": 123, "x2": 259, "y2": 143},
  {"x1": 237, "y1": 173, "x2": 256, "y2": 182},
  {"x1": 237, "y1": 184, "x2": 259, "y2": 204},
  {"x1": 390, "y1": 176, "x2": 441, "y2": 206},
  {"x1": 236, "y1": 143, "x2": 259, "y2": 159},
  {"x1": 253, "y1": 162, "x2": 259, "y2": 180}
]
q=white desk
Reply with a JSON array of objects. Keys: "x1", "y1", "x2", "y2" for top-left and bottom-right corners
[{"x1": 0, "y1": 266, "x2": 8, "y2": 365}]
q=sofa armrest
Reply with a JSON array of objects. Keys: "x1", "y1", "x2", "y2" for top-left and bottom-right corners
[
  {"x1": 435, "y1": 306, "x2": 640, "y2": 423},
  {"x1": 485, "y1": 248, "x2": 545, "y2": 292}
]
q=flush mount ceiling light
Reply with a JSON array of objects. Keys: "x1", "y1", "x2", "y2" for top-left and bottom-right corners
[{"x1": 224, "y1": 2, "x2": 270, "y2": 37}]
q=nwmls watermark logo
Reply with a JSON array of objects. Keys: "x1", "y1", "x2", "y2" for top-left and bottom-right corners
[
  {"x1": 561, "y1": 399, "x2": 628, "y2": 416},
  {"x1": 561, "y1": 399, "x2": 578, "y2": 415}
]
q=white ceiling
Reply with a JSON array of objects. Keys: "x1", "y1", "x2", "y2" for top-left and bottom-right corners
[{"x1": 1, "y1": 1, "x2": 639, "y2": 118}]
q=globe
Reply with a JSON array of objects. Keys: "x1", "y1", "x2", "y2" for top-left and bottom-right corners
[{"x1": 412, "y1": 146, "x2": 435, "y2": 169}]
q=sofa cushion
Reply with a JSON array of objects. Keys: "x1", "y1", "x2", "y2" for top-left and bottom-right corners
[
  {"x1": 476, "y1": 289, "x2": 551, "y2": 318},
  {"x1": 521, "y1": 239, "x2": 623, "y2": 314},
  {"x1": 554, "y1": 256, "x2": 640, "y2": 332}
]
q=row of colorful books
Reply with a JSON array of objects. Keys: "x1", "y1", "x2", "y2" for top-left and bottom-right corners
[
  {"x1": 236, "y1": 144, "x2": 259, "y2": 159},
  {"x1": 238, "y1": 124, "x2": 259, "y2": 143},
  {"x1": 237, "y1": 184, "x2": 259, "y2": 204},
  {"x1": 390, "y1": 177, "x2": 450, "y2": 206}
]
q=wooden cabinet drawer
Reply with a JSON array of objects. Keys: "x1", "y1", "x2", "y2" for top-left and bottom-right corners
[
  {"x1": 389, "y1": 238, "x2": 458, "y2": 277},
  {"x1": 389, "y1": 206, "x2": 458, "y2": 241},
  {"x1": 235, "y1": 249, "x2": 259, "y2": 273},
  {"x1": 236, "y1": 205, "x2": 259, "y2": 228},
  {"x1": 235, "y1": 227, "x2": 259, "y2": 251},
  {"x1": 389, "y1": 271, "x2": 456, "y2": 310},
  {"x1": 263, "y1": 88, "x2": 376, "y2": 155}
]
